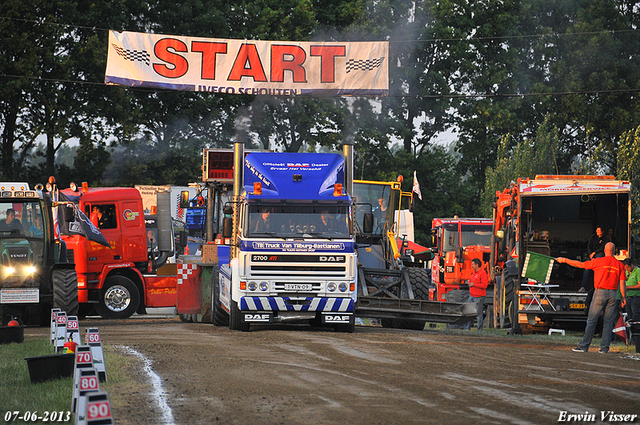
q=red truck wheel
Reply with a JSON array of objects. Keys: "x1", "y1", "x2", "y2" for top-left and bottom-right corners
[{"x1": 96, "y1": 275, "x2": 140, "y2": 319}]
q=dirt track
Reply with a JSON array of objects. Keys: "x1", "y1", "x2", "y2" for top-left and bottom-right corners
[{"x1": 26, "y1": 316, "x2": 640, "y2": 425}]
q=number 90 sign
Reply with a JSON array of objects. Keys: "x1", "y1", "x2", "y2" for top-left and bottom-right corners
[{"x1": 87, "y1": 401, "x2": 111, "y2": 420}]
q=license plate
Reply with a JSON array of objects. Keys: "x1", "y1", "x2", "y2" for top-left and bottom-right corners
[
  {"x1": 570, "y1": 303, "x2": 586, "y2": 310},
  {"x1": 284, "y1": 284, "x2": 312, "y2": 291}
]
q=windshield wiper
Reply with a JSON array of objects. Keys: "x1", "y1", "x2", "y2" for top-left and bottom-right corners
[
  {"x1": 251, "y1": 232, "x2": 286, "y2": 240},
  {"x1": 306, "y1": 232, "x2": 333, "y2": 240}
]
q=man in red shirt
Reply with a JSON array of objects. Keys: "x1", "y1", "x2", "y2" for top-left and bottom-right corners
[
  {"x1": 556, "y1": 242, "x2": 626, "y2": 353},
  {"x1": 464, "y1": 258, "x2": 489, "y2": 331}
]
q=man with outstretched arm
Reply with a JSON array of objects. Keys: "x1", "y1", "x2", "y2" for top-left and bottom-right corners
[{"x1": 556, "y1": 242, "x2": 626, "y2": 353}]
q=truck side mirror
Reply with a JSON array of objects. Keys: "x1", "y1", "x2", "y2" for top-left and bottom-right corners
[
  {"x1": 362, "y1": 213, "x2": 373, "y2": 234},
  {"x1": 64, "y1": 205, "x2": 75, "y2": 222},
  {"x1": 425, "y1": 234, "x2": 437, "y2": 249},
  {"x1": 179, "y1": 191, "x2": 190, "y2": 209},
  {"x1": 222, "y1": 217, "x2": 232, "y2": 239},
  {"x1": 455, "y1": 246, "x2": 464, "y2": 262}
]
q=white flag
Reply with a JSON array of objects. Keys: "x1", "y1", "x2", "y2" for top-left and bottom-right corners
[{"x1": 413, "y1": 170, "x2": 422, "y2": 200}]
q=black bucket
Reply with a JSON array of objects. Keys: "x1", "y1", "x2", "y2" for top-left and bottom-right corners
[
  {"x1": 24, "y1": 353, "x2": 75, "y2": 383},
  {"x1": 631, "y1": 322, "x2": 640, "y2": 354},
  {"x1": 0, "y1": 325, "x2": 25, "y2": 344}
]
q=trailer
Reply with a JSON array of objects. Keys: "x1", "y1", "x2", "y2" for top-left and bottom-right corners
[{"x1": 490, "y1": 175, "x2": 631, "y2": 331}]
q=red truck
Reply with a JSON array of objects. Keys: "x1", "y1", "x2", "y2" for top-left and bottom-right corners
[
  {"x1": 60, "y1": 185, "x2": 177, "y2": 319},
  {"x1": 429, "y1": 217, "x2": 493, "y2": 302}
]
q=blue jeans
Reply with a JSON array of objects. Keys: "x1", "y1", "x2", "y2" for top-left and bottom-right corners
[
  {"x1": 577, "y1": 289, "x2": 619, "y2": 352},
  {"x1": 465, "y1": 295, "x2": 485, "y2": 330}
]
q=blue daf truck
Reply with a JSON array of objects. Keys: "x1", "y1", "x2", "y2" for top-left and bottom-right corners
[{"x1": 218, "y1": 147, "x2": 357, "y2": 332}]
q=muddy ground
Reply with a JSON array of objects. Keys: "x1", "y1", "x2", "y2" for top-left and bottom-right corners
[{"x1": 26, "y1": 315, "x2": 640, "y2": 425}]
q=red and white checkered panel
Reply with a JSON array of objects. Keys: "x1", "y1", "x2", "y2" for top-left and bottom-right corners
[{"x1": 178, "y1": 263, "x2": 198, "y2": 284}]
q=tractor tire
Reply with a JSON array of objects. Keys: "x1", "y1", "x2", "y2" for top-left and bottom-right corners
[
  {"x1": 211, "y1": 275, "x2": 229, "y2": 326},
  {"x1": 229, "y1": 300, "x2": 250, "y2": 331},
  {"x1": 52, "y1": 269, "x2": 79, "y2": 316},
  {"x1": 95, "y1": 275, "x2": 140, "y2": 320},
  {"x1": 502, "y1": 271, "x2": 517, "y2": 328},
  {"x1": 381, "y1": 268, "x2": 429, "y2": 331}
]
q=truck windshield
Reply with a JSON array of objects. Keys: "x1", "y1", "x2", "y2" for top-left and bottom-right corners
[
  {"x1": 353, "y1": 182, "x2": 391, "y2": 236},
  {"x1": 442, "y1": 223, "x2": 492, "y2": 251},
  {"x1": 247, "y1": 204, "x2": 350, "y2": 239},
  {"x1": 0, "y1": 200, "x2": 46, "y2": 264}
]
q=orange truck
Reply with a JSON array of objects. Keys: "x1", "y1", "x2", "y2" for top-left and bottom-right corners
[
  {"x1": 490, "y1": 175, "x2": 632, "y2": 331},
  {"x1": 429, "y1": 217, "x2": 493, "y2": 304},
  {"x1": 60, "y1": 185, "x2": 178, "y2": 319}
]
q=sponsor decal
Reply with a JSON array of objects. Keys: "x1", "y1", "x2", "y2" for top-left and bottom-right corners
[
  {"x1": 248, "y1": 241, "x2": 352, "y2": 253},
  {"x1": 123, "y1": 209, "x2": 139, "y2": 220}
]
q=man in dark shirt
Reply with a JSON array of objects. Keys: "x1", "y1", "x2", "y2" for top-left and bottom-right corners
[
  {"x1": 580, "y1": 226, "x2": 606, "y2": 292},
  {"x1": 0, "y1": 208, "x2": 23, "y2": 232}
]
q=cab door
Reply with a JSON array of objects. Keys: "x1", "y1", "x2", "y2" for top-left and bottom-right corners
[{"x1": 83, "y1": 203, "x2": 123, "y2": 274}]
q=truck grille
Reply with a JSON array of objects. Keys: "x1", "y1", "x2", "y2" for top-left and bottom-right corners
[{"x1": 248, "y1": 253, "x2": 348, "y2": 279}]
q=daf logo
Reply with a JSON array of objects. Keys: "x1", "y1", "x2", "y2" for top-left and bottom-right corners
[
  {"x1": 244, "y1": 313, "x2": 271, "y2": 322},
  {"x1": 324, "y1": 315, "x2": 350, "y2": 323},
  {"x1": 319, "y1": 256, "x2": 344, "y2": 262}
]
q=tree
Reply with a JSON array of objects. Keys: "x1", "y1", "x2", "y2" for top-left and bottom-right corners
[
  {"x1": 617, "y1": 125, "x2": 640, "y2": 245},
  {"x1": 481, "y1": 115, "x2": 560, "y2": 215}
]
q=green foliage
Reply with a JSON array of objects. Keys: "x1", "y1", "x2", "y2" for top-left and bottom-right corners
[
  {"x1": 481, "y1": 116, "x2": 560, "y2": 215},
  {"x1": 617, "y1": 126, "x2": 640, "y2": 241}
]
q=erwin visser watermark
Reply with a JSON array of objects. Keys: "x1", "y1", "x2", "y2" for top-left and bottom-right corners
[{"x1": 558, "y1": 411, "x2": 638, "y2": 422}]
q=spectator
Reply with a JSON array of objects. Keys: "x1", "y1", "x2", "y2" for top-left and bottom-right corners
[
  {"x1": 557, "y1": 242, "x2": 626, "y2": 353},
  {"x1": 464, "y1": 258, "x2": 489, "y2": 331},
  {"x1": 30, "y1": 215, "x2": 43, "y2": 237},
  {"x1": 579, "y1": 226, "x2": 606, "y2": 292},
  {"x1": 606, "y1": 227, "x2": 618, "y2": 246},
  {"x1": 621, "y1": 258, "x2": 640, "y2": 328}
]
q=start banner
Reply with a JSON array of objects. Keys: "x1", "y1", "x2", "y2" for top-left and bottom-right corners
[{"x1": 105, "y1": 31, "x2": 388, "y2": 96}]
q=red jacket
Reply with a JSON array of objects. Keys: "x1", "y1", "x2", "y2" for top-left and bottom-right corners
[{"x1": 469, "y1": 268, "x2": 489, "y2": 298}]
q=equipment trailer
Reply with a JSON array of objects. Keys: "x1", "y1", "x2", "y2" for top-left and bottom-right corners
[{"x1": 490, "y1": 175, "x2": 632, "y2": 331}]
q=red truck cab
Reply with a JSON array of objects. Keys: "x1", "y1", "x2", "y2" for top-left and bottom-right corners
[
  {"x1": 61, "y1": 186, "x2": 177, "y2": 319},
  {"x1": 430, "y1": 217, "x2": 493, "y2": 301}
]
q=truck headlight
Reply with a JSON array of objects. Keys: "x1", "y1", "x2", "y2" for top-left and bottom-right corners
[
  {"x1": 248, "y1": 281, "x2": 258, "y2": 291},
  {"x1": 259, "y1": 281, "x2": 269, "y2": 291},
  {"x1": 25, "y1": 266, "x2": 36, "y2": 274},
  {"x1": 339, "y1": 283, "x2": 348, "y2": 292},
  {"x1": 327, "y1": 282, "x2": 337, "y2": 292},
  {"x1": 5, "y1": 266, "x2": 15, "y2": 275}
]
